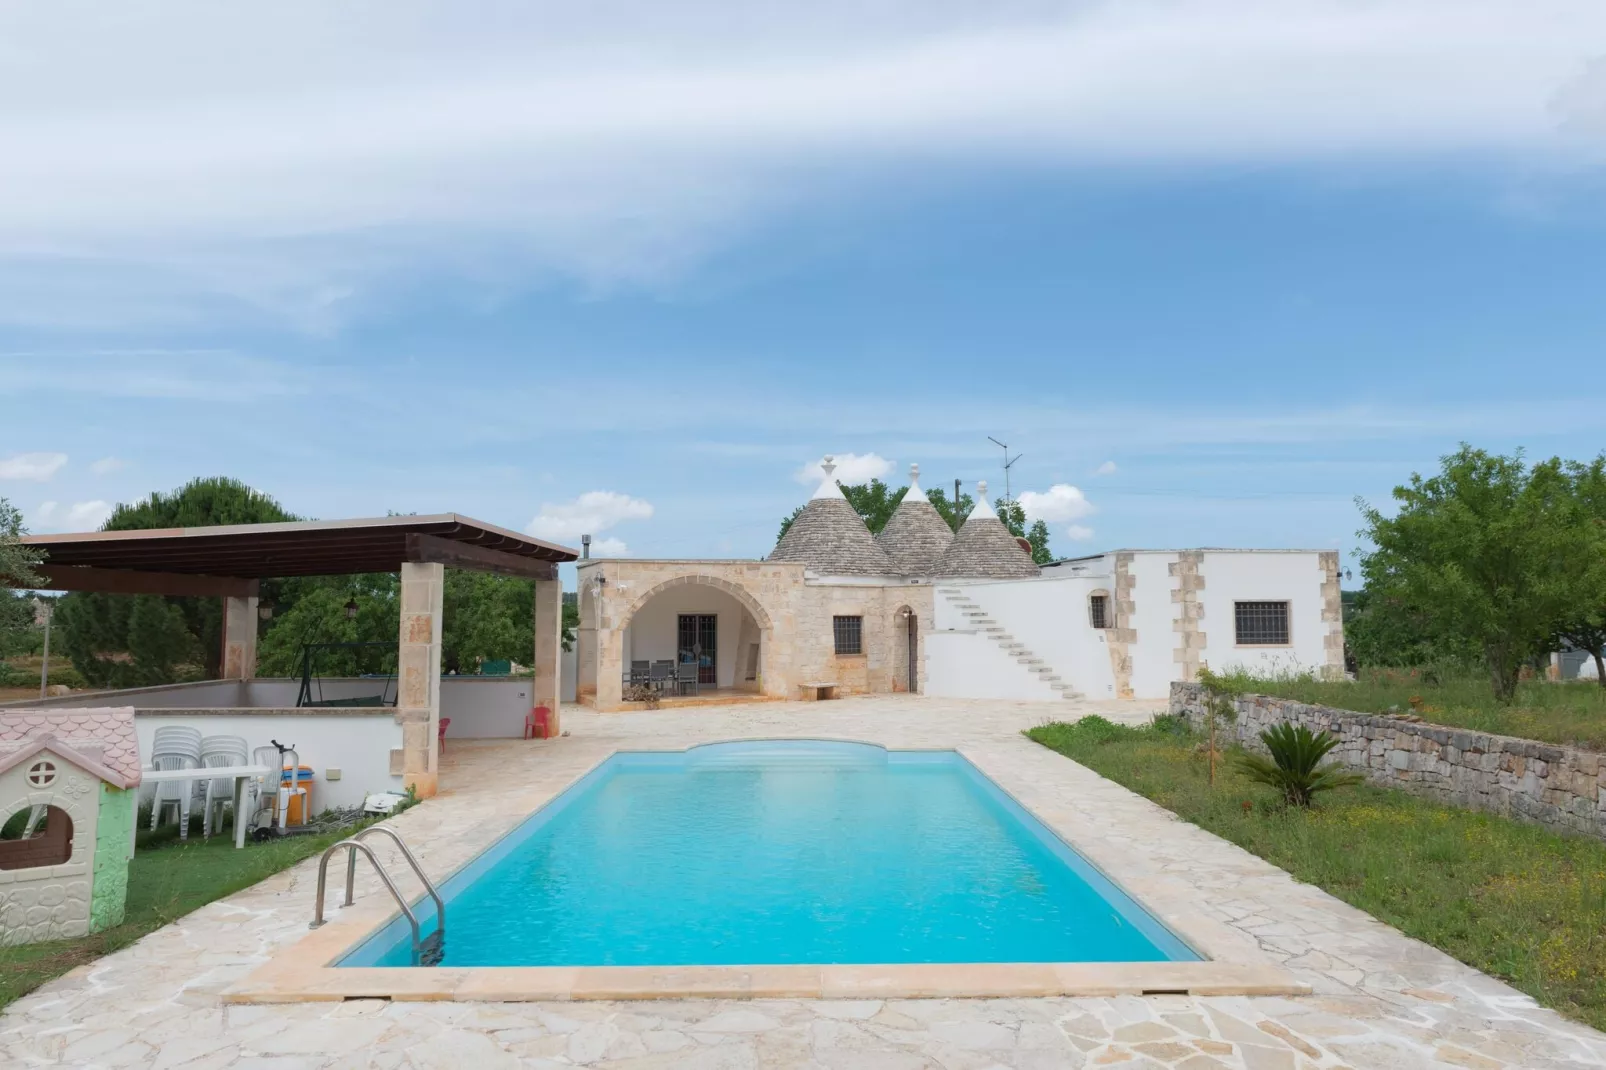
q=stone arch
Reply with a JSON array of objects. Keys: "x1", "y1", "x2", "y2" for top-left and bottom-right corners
[
  {"x1": 621, "y1": 574, "x2": 775, "y2": 634},
  {"x1": 890, "y1": 603, "x2": 920, "y2": 694}
]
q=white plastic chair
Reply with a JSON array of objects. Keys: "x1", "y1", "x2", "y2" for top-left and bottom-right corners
[
  {"x1": 148, "y1": 726, "x2": 202, "y2": 836},
  {"x1": 198, "y1": 735, "x2": 249, "y2": 839}
]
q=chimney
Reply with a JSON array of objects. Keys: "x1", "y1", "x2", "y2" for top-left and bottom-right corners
[{"x1": 581, "y1": 533, "x2": 591, "y2": 559}]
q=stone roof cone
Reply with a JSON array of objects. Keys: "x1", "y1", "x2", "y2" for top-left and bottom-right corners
[
  {"x1": 876, "y1": 463, "x2": 954, "y2": 576},
  {"x1": 770, "y1": 456, "x2": 897, "y2": 576},
  {"x1": 931, "y1": 480, "x2": 1040, "y2": 579}
]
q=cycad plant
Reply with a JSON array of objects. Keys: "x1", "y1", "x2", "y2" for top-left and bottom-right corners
[{"x1": 1236, "y1": 723, "x2": 1363, "y2": 807}]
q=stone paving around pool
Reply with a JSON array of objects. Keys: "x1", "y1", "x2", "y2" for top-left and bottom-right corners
[{"x1": 5, "y1": 694, "x2": 1606, "y2": 1069}]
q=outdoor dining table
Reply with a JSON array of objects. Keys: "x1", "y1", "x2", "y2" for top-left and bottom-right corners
[{"x1": 140, "y1": 763, "x2": 272, "y2": 850}]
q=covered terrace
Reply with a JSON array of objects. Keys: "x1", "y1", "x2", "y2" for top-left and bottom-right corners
[{"x1": 9, "y1": 514, "x2": 578, "y2": 801}]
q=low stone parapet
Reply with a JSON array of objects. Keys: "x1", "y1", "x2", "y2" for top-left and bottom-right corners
[{"x1": 1170, "y1": 682, "x2": 1606, "y2": 839}]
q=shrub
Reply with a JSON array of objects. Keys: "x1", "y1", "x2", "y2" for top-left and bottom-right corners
[{"x1": 1236, "y1": 722, "x2": 1363, "y2": 807}]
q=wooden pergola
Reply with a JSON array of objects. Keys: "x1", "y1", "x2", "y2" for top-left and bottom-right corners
[{"x1": 20, "y1": 514, "x2": 579, "y2": 797}]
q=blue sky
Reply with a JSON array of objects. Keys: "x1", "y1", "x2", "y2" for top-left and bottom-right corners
[{"x1": 3, "y1": 2, "x2": 1605, "y2": 579}]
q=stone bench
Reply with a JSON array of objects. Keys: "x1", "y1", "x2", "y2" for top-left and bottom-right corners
[{"x1": 796, "y1": 682, "x2": 838, "y2": 702}]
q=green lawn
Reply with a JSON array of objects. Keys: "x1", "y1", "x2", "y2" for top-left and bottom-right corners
[
  {"x1": 1226, "y1": 668, "x2": 1606, "y2": 751},
  {"x1": 0, "y1": 820, "x2": 369, "y2": 1011},
  {"x1": 1029, "y1": 716, "x2": 1606, "y2": 1032}
]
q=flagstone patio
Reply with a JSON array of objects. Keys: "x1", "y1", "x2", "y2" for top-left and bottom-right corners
[{"x1": 4, "y1": 695, "x2": 1606, "y2": 1069}]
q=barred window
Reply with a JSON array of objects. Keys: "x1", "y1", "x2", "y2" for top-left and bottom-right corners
[
  {"x1": 1235, "y1": 601, "x2": 1290, "y2": 645},
  {"x1": 833, "y1": 615, "x2": 863, "y2": 655},
  {"x1": 1088, "y1": 594, "x2": 1110, "y2": 630}
]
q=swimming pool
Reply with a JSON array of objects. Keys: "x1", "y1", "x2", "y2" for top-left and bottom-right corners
[{"x1": 339, "y1": 740, "x2": 1199, "y2": 968}]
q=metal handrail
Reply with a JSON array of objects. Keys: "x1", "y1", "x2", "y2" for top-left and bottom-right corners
[
  {"x1": 348, "y1": 826, "x2": 445, "y2": 941},
  {"x1": 309, "y1": 827, "x2": 446, "y2": 967},
  {"x1": 311, "y1": 841, "x2": 420, "y2": 954}
]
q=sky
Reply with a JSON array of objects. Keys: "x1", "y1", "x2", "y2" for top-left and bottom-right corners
[{"x1": 3, "y1": 1, "x2": 1605, "y2": 582}]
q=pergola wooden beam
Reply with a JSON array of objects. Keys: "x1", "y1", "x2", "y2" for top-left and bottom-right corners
[
  {"x1": 34, "y1": 565, "x2": 260, "y2": 598},
  {"x1": 404, "y1": 533, "x2": 559, "y2": 581}
]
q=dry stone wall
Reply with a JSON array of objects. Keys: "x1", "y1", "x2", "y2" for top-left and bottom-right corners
[{"x1": 1171, "y1": 682, "x2": 1606, "y2": 840}]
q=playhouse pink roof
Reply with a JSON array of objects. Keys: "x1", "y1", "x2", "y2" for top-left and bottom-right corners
[{"x1": 0, "y1": 708, "x2": 141, "y2": 789}]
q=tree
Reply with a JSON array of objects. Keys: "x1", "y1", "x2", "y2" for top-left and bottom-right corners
[
  {"x1": 0, "y1": 497, "x2": 46, "y2": 668},
  {"x1": 995, "y1": 498, "x2": 1054, "y2": 565},
  {"x1": 924, "y1": 487, "x2": 975, "y2": 533},
  {"x1": 1358, "y1": 446, "x2": 1606, "y2": 703},
  {"x1": 1551, "y1": 456, "x2": 1606, "y2": 687},
  {"x1": 58, "y1": 477, "x2": 301, "y2": 685}
]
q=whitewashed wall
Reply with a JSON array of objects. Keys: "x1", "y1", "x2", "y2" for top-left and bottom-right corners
[
  {"x1": 924, "y1": 631, "x2": 1061, "y2": 701},
  {"x1": 1195, "y1": 551, "x2": 1332, "y2": 677},
  {"x1": 933, "y1": 574, "x2": 1118, "y2": 701},
  {"x1": 1128, "y1": 552, "x2": 1181, "y2": 699},
  {"x1": 134, "y1": 712, "x2": 402, "y2": 811},
  {"x1": 439, "y1": 677, "x2": 531, "y2": 739}
]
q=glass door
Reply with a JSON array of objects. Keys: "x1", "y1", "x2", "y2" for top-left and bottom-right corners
[{"x1": 677, "y1": 614, "x2": 718, "y2": 685}]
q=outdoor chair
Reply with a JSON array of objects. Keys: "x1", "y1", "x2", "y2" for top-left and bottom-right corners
[
  {"x1": 629, "y1": 662, "x2": 651, "y2": 685},
  {"x1": 675, "y1": 662, "x2": 700, "y2": 697},
  {"x1": 649, "y1": 661, "x2": 672, "y2": 692},
  {"x1": 198, "y1": 735, "x2": 249, "y2": 839},
  {"x1": 438, "y1": 716, "x2": 451, "y2": 754},
  {"x1": 149, "y1": 726, "x2": 202, "y2": 836}
]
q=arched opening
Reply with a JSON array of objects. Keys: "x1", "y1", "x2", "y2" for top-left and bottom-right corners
[
  {"x1": 893, "y1": 604, "x2": 919, "y2": 693},
  {"x1": 619, "y1": 577, "x2": 773, "y2": 701},
  {"x1": 0, "y1": 804, "x2": 74, "y2": 870}
]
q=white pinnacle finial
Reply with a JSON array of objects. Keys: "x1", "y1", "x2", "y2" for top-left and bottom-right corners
[
  {"x1": 910, "y1": 462, "x2": 919, "y2": 481},
  {"x1": 969, "y1": 479, "x2": 997, "y2": 521},
  {"x1": 810, "y1": 455, "x2": 845, "y2": 500},
  {"x1": 907, "y1": 462, "x2": 923, "y2": 497}
]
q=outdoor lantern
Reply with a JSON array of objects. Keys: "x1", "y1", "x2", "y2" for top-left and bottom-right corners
[
  {"x1": 344, "y1": 597, "x2": 359, "y2": 620},
  {"x1": 257, "y1": 598, "x2": 274, "y2": 621}
]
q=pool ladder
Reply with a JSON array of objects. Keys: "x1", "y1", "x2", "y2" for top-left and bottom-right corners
[{"x1": 311, "y1": 826, "x2": 446, "y2": 966}]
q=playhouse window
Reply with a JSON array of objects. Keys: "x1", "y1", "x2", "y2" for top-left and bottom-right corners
[{"x1": 0, "y1": 805, "x2": 73, "y2": 870}]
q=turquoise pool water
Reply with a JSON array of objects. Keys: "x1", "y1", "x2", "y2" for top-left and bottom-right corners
[{"x1": 339, "y1": 740, "x2": 1198, "y2": 967}]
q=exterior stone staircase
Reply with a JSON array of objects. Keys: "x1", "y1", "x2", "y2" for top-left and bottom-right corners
[{"x1": 936, "y1": 587, "x2": 1082, "y2": 700}]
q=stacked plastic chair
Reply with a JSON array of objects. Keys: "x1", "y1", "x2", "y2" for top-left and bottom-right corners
[
  {"x1": 197, "y1": 735, "x2": 249, "y2": 839},
  {"x1": 148, "y1": 725, "x2": 202, "y2": 838}
]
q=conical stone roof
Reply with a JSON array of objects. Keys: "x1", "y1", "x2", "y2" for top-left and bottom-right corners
[
  {"x1": 931, "y1": 481, "x2": 1041, "y2": 579},
  {"x1": 770, "y1": 457, "x2": 897, "y2": 576},
  {"x1": 876, "y1": 463, "x2": 954, "y2": 576}
]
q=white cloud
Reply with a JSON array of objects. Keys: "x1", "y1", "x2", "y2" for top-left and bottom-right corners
[
  {"x1": 795, "y1": 452, "x2": 893, "y2": 486},
  {"x1": 1065, "y1": 524, "x2": 1095, "y2": 541},
  {"x1": 32, "y1": 499, "x2": 113, "y2": 531},
  {"x1": 1094, "y1": 461, "x2": 1118, "y2": 476},
  {"x1": 589, "y1": 536, "x2": 630, "y2": 557},
  {"x1": 526, "y1": 490, "x2": 653, "y2": 544},
  {"x1": 0, "y1": 1, "x2": 1599, "y2": 327},
  {"x1": 1019, "y1": 483, "x2": 1095, "y2": 523},
  {"x1": 0, "y1": 452, "x2": 67, "y2": 481},
  {"x1": 89, "y1": 456, "x2": 126, "y2": 475}
]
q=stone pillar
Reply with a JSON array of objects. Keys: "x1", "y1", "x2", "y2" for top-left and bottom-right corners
[
  {"x1": 221, "y1": 595, "x2": 259, "y2": 680},
  {"x1": 533, "y1": 577, "x2": 563, "y2": 734},
  {"x1": 396, "y1": 562, "x2": 444, "y2": 798}
]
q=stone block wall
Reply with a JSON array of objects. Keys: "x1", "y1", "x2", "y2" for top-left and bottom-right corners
[{"x1": 1171, "y1": 682, "x2": 1606, "y2": 840}]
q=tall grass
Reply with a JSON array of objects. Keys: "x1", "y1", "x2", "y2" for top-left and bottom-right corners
[
  {"x1": 1214, "y1": 665, "x2": 1606, "y2": 750},
  {"x1": 1029, "y1": 717, "x2": 1606, "y2": 1031}
]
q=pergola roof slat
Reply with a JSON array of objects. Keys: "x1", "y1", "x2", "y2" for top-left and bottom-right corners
[{"x1": 21, "y1": 513, "x2": 577, "y2": 586}]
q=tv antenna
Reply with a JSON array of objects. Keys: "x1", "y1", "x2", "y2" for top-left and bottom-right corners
[{"x1": 987, "y1": 437, "x2": 1023, "y2": 503}]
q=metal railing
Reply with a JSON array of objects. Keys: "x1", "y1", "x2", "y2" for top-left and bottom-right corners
[{"x1": 311, "y1": 827, "x2": 446, "y2": 965}]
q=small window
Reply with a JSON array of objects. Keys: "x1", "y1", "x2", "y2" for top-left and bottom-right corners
[
  {"x1": 0, "y1": 805, "x2": 74, "y2": 871},
  {"x1": 833, "y1": 615, "x2": 863, "y2": 655},
  {"x1": 1235, "y1": 601, "x2": 1290, "y2": 645},
  {"x1": 1088, "y1": 594, "x2": 1110, "y2": 630}
]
